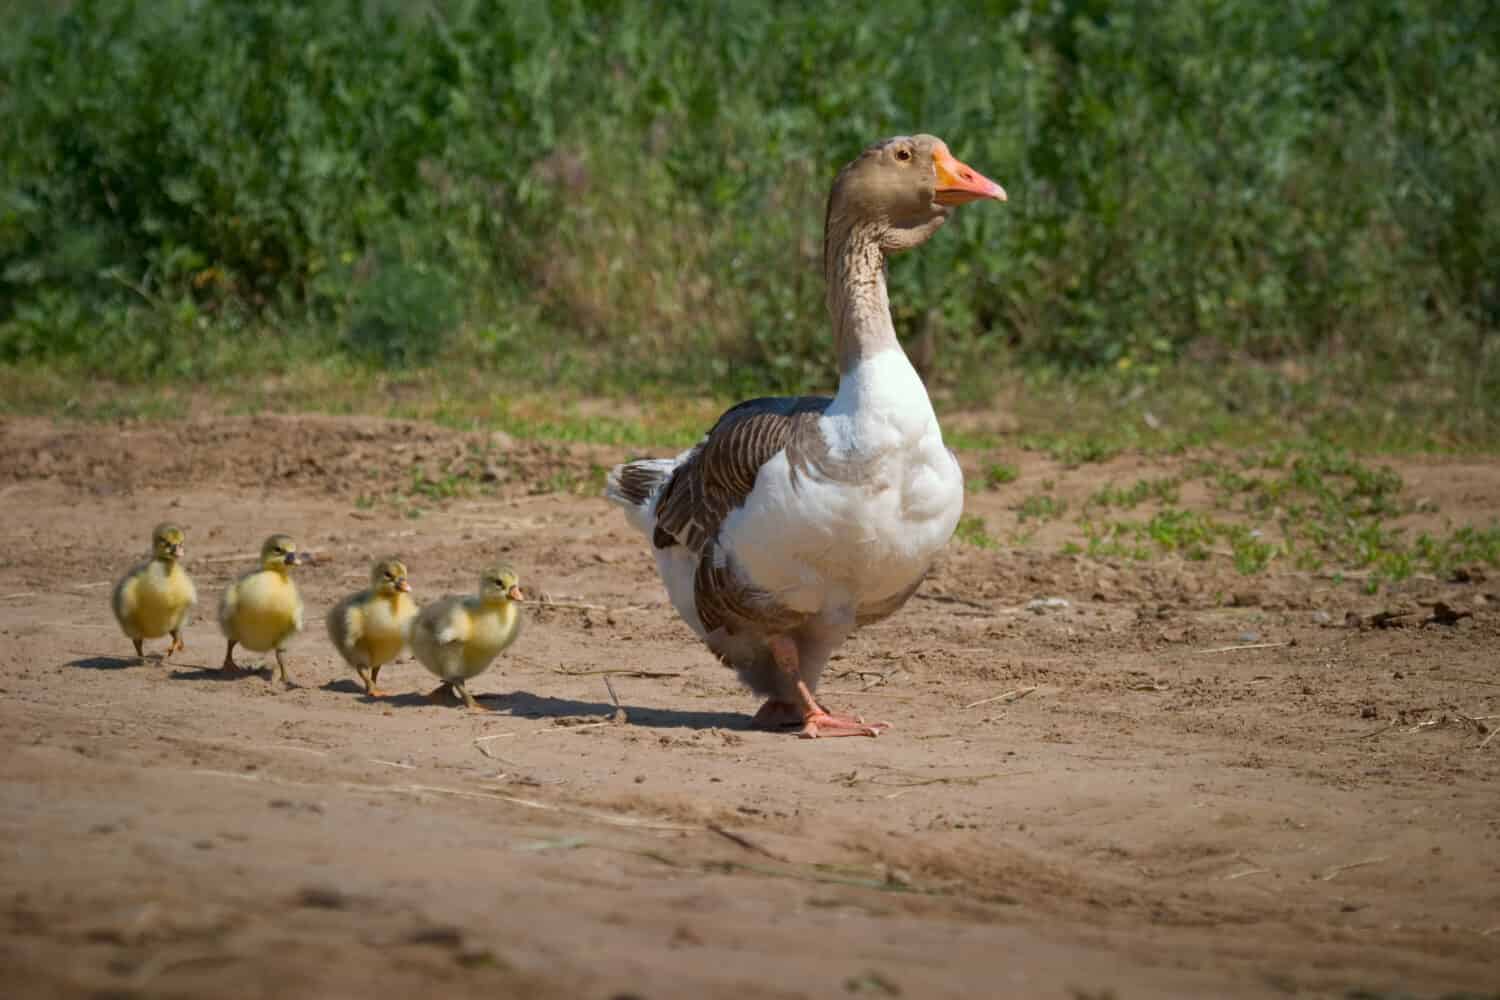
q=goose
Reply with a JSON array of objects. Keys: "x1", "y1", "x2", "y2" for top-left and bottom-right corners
[
  {"x1": 111, "y1": 521, "x2": 197, "y2": 662},
  {"x1": 607, "y1": 134, "x2": 1005, "y2": 738},
  {"x1": 327, "y1": 558, "x2": 418, "y2": 698},
  {"x1": 218, "y1": 534, "x2": 307, "y2": 684}
]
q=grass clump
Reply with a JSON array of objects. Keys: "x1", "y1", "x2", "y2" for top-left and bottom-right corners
[
  {"x1": 1084, "y1": 477, "x2": 1182, "y2": 511},
  {"x1": 968, "y1": 462, "x2": 1020, "y2": 493},
  {"x1": 1017, "y1": 494, "x2": 1067, "y2": 523},
  {"x1": 953, "y1": 514, "x2": 998, "y2": 550}
]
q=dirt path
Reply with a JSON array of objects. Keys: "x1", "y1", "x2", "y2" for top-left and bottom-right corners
[{"x1": 2, "y1": 415, "x2": 1497, "y2": 999}]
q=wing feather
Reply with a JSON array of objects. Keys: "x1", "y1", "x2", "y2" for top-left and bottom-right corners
[
  {"x1": 642, "y1": 395, "x2": 834, "y2": 639},
  {"x1": 652, "y1": 395, "x2": 831, "y2": 554}
]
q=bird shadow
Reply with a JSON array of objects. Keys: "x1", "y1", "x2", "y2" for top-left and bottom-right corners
[
  {"x1": 319, "y1": 678, "x2": 389, "y2": 702},
  {"x1": 338, "y1": 684, "x2": 749, "y2": 730},
  {"x1": 67, "y1": 655, "x2": 142, "y2": 671},
  {"x1": 169, "y1": 663, "x2": 277, "y2": 684}
]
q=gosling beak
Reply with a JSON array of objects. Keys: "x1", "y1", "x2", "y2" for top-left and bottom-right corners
[
  {"x1": 932, "y1": 142, "x2": 1006, "y2": 206},
  {"x1": 396, "y1": 579, "x2": 412, "y2": 593},
  {"x1": 507, "y1": 585, "x2": 526, "y2": 602},
  {"x1": 285, "y1": 552, "x2": 303, "y2": 566},
  {"x1": 170, "y1": 544, "x2": 184, "y2": 559}
]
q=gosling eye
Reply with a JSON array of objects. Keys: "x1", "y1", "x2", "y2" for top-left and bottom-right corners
[{"x1": 895, "y1": 147, "x2": 912, "y2": 162}]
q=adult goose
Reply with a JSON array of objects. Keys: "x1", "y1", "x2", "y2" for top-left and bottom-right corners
[{"x1": 607, "y1": 135, "x2": 1006, "y2": 738}]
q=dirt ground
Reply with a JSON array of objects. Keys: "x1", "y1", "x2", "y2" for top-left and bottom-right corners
[{"x1": 2, "y1": 413, "x2": 1497, "y2": 999}]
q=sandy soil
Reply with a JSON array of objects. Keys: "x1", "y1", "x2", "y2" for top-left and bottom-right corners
[{"x1": 1, "y1": 413, "x2": 1497, "y2": 999}]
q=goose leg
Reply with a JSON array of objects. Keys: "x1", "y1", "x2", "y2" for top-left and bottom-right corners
[
  {"x1": 762, "y1": 635, "x2": 887, "y2": 739},
  {"x1": 131, "y1": 638, "x2": 145, "y2": 662},
  {"x1": 221, "y1": 640, "x2": 239, "y2": 672},
  {"x1": 274, "y1": 649, "x2": 291, "y2": 686},
  {"x1": 166, "y1": 631, "x2": 185, "y2": 658}
]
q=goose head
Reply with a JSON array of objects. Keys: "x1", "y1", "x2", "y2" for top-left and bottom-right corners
[{"x1": 825, "y1": 134, "x2": 1006, "y2": 257}]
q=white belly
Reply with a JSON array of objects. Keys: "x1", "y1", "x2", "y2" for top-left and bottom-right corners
[{"x1": 720, "y1": 413, "x2": 963, "y2": 619}]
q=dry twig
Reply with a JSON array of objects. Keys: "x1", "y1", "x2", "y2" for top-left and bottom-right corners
[
  {"x1": 1348, "y1": 720, "x2": 1397, "y2": 741},
  {"x1": 1197, "y1": 641, "x2": 1293, "y2": 654},
  {"x1": 536, "y1": 721, "x2": 612, "y2": 735},
  {"x1": 1319, "y1": 856, "x2": 1388, "y2": 881},
  {"x1": 914, "y1": 592, "x2": 993, "y2": 611},
  {"x1": 1223, "y1": 867, "x2": 1272, "y2": 880},
  {"x1": 536, "y1": 598, "x2": 652, "y2": 614},
  {"x1": 603, "y1": 675, "x2": 628, "y2": 724},
  {"x1": 707, "y1": 823, "x2": 789, "y2": 863},
  {"x1": 962, "y1": 686, "x2": 1038, "y2": 710},
  {"x1": 553, "y1": 667, "x2": 682, "y2": 679}
]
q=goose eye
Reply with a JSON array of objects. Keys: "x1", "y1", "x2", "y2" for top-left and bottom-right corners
[{"x1": 895, "y1": 148, "x2": 911, "y2": 162}]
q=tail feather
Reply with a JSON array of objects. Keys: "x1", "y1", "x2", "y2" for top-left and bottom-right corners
[{"x1": 606, "y1": 458, "x2": 678, "y2": 537}]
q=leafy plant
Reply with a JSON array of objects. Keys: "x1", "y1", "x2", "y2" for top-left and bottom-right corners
[{"x1": 0, "y1": 0, "x2": 1493, "y2": 401}]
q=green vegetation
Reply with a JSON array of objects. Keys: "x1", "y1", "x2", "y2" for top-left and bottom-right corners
[
  {"x1": 1084, "y1": 477, "x2": 1182, "y2": 511},
  {"x1": 1017, "y1": 493, "x2": 1067, "y2": 522},
  {"x1": 954, "y1": 514, "x2": 998, "y2": 550},
  {"x1": 1042, "y1": 442, "x2": 1498, "y2": 587},
  {"x1": 3, "y1": 2, "x2": 1497, "y2": 589},
  {"x1": 968, "y1": 461, "x2": 1020, "y2": 493},
  {"x1": 0, "y1": 0, "x2": 1496, "y2": 433}
]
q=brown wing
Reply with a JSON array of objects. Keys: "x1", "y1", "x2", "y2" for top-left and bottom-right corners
[{"x1": 651, "y1": 395, "x2": 832, "y2": 554}]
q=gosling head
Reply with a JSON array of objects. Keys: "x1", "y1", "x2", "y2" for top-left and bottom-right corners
[
  {"x1": 151, "y1": 522, "x2": 187, "y2": 563},
  {"x1": 478, "y1": 564, "x2": 525, "y2": 605},
  {"x1": 370, "y1": 557, "x2": 411, "y2": 595},
  {"x1": 259, "y1": 534, "x2": 305, "y2": 573}
]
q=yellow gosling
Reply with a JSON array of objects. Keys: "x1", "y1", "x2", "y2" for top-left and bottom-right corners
[
  {"x1": 218, "y1": 534, "x2": 306, "y2": 684},
  {"x1": 409, "y1": 565, "x2": 525, "y2": 709},
  {"x1": 327, "y1": 558, "x2": 417, "y2": 698},
  {"x1": 111, "y1": 522, "x2": 197, "y2": 661}
]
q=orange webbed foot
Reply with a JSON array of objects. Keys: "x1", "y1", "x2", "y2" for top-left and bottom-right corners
[{"x1": 797, "y1": 710, "x2": 889, "y2": 739}]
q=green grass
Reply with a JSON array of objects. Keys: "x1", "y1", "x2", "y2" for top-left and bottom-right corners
[
  {"x1": 2, "y1": 0, "x2": 1498, "y2": 408},
  {"x1": 967, "y1": 461, "x2": 1020, "y2": 493},
  {"x1": 953, "y1": 514, "x2": 998, "y2": 550},
  {"x1": 1051, "y1": 440, "x2": 1498, "y2": 587},
  {"x1": 1017, "y1": 493, "x2": 1068, "y2": 523},
  {"x1": 1084, "y1": 477, "x2": 1183, "y2": 511}
]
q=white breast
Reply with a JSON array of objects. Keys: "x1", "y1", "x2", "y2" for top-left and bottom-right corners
[{"x1": 721, "y1": 350, "x2": 962, "y2": 618}]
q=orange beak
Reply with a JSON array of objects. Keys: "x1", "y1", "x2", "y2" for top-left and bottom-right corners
[
  {"x1": 933, "y1": 142, "x2": 1007, "y2": 205},
  {"x1": 507, "y1": 585, "x2": 526, "y2": 602},
  {"x1": 396, "y1": 579, "x2": 411, "y2": 593}
]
